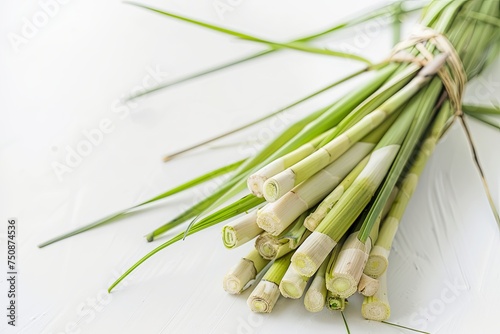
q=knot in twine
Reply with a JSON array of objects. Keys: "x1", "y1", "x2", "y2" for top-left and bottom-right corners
[{"x1": 388, "y1": 25, "x2": 467, "y2": 116}]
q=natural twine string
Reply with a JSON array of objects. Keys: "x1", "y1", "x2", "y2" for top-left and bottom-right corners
[
  {"x1": 388, "y1": 25, "x2": 467, "y2": 116},
  {"x1": 388, "y1": 26, "x2": 500, "y2": 225}
]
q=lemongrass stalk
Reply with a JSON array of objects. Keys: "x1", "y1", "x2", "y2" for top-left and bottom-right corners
[
  {"x1": 291, "y1": 88, "x2": 429, "y2": 277},
  {"x1": 255, "y1": 212, "x2": 310, "y2": 260},
  {"x1": 304, "y1": 255, "x2": 329, "y2": 312},
  {"x1": 365, "y1": 102, "x2": 451, "y2": 278},
  {"x1": 263, "y1": 56, "x2": 445, "y2": 201},
  {"x1": 222, "y1": 210, "x2": 263, "y2": 249},
  {"x1": 247, "y1": 252, "x2": 293, "y2": 313},
  {"x1": 358, "y1": 273, "x2": 380, "y2": 297},
  {"x1": 362, "y1": 272, "x2": 390, "y2": 321},
  {"x1": 304, "y1": 156, "x2": 369, "y2": 231},
  {"x1": 247, "y1": 128, "x2": 335, "y2": 197},
  {"x1": 326, "y1": 231, "x2": 372, "y2": 298},
  {"x1": 255, "y1": 233, "x2": 290, "y2": 260},
  {"x1": 279, "y1": 266, "x2": 310, "y2": 299},
  {"x1": 326, "y1": 291, "x2": 347, "y2": 311},
  {"x1": 325, "y1": 186, "x2": 396, "y2": 297},
  {"x1": 258, "y1": 140, "x2": 373, "y2": 234},
  {"x1": 223, "y1": 248, "x2": 269, "y2": 294}
]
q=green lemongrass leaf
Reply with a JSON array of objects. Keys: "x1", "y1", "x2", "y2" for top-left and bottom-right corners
[
  {"x1": 250, "y1": 40, "x2": 372, "y2": 64},
  {"x1": 109, "y1": 194, "x2": 263, "y2": 292},
  {"x1": 297, "y1": 0, "x2": 421, "y2": 42},
  {"x1": 465, "y1": 112, "x2": 500, "y2": 131},
  {"x1": 38, "y1": 210, "x2": 131, "y2": 248},
  {"x1": 126, "y1": 2, "x2": 372, "y2": 65},
  {"x1": 463, "y1": 104, "x2": 500, "y2": 115},
  {"x1": 341, "y1": 312, "x2": 352, "y2": 334},
  {"x1": 466, "y1": 11, "x2": 500, "y2": 27},
  {"x1": 392, "y1": 2, "x2": 402, "y2": 46},
  {"x1": 38, "y1": 158, "x2": 245, "y2": 248},
  {"x1": 381, "y1": 321, "x2": 430, "y2": 334},
  {"x1": 163, "y1": 66, "x2": 371, "y2": 161},
  {"x1": 358, "y1": 79, "x2": 443, "y2": 243},
  {"x1": 128, "y1": 0, "x2": 421, "y2": 101},
  {"x1": 128, "y1": 51, "x2": 271, "y2": 100}
]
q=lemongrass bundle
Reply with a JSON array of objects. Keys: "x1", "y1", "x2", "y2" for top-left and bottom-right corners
[{"x1": 51, "y1": 0, "x2": 499, "y2": 328}]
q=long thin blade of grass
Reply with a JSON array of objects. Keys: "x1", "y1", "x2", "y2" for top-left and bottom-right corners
[
  {"x1": 125, "y1": 2, "x2": 372, "y2": 64},
  {"x1": 163, "y1": 66, "x2": 371, "y2": 161},
  {"x1": 109, "y1": 194, "x2": 264, "y2": 292},
  {"x1": 127, "y1": 0, "x2": 422, "y2": 100},
  {"x1": 38, "y1": 158, "x2": 245, "y2": 248},
  {"x1": 463, "y1": 104, "x2": 500, "y2": 115},
  {"x1": 465, "y1": 111, "x2": 500, "y2": 131}
]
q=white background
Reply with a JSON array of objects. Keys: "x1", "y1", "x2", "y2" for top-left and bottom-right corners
[{"x1": 1, "y1": 0, "x2": 499, "y2": 333}]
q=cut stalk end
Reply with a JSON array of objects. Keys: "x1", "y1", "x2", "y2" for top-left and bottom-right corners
[
  {"x1": 279, "y1": 267, "x2": 309, "y2": 299},
  {"x1": 247, "y1": 280, "x2": 281, "y2": 313},
  {"x1": 263, "y1": 170, "x2": 295, "y2": 202},
  {"x1": 292, "y1": 231, "x2": 336, "y2": 277},
  {"x1": 223, "y1": 258, "x2": 257, "y2": 294},
  {"x1": 364, "y1": 245, "x2": 390, "y2": 278},
  {"x1": 358, "y1": 273, "x2": 380, "y2": 297}
]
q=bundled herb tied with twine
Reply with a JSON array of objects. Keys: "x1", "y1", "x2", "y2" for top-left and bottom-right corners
[{"x1": 39, "y1": 0, "x2": 500, "y2": 328}]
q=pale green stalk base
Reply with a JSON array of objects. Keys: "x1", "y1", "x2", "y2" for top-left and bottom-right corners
[
  {"x1": 358, "y1": 273, "x2": 379, "y2": 296},
  {"x1": 279, "y1": 266, "x2": 310, "y2": 299},
  {"x1": 362, "y1": 272, "x2": 390, "y2": 321},
  {"x1": 255, "y1": 233, "x2": 292, "y2": 260},
  {"x1": 291, "y1": 231, "x2": 337, "y2": 277},
  {"x1": 247, "y1": 280, "x2": 281, "y2": 313},
  {"x1": 222, "y1": 211, "x2": 263, "y2": 249},
  {"x1": 248, "y1": 252, "x2": 293, "y2": 313},
  {"x1": 304, "y1": 253, "x2": 329, "y2": 312},
  {"x1": 223, "y1": 248, "x2": 269, "y2": 294},
  {"x1": 326, "y1": 232, "x2": 372, "y2": 298},
  {"x1": 247, "y1": 142, "x2": 316, "y2": 197},
  {"x1": 365, "y1": 245, "x2": 390, "y2": 278}
]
